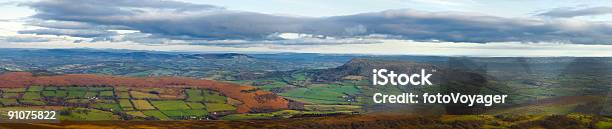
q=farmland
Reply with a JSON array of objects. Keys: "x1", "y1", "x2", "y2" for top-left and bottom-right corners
[
  {"x1": 0, "y1": 49, "x2": 609, "y2": 128},
  {"x1": 132, "y1": 100, "x2": 155, "y2": 110},
  {"x1": 0, "y1": 71, "x2": 366, "y2": 121},
  {"x1": 0, "y1": 83, "x2": 254, "y2": 120},
  {"x1": 0, "y1": 72, "x2": 289, "y2": 114}
]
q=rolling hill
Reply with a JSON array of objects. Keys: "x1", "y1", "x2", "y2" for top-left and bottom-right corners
[{"x1": 0, "y1": 72, "x2": 289, "y2": 113}]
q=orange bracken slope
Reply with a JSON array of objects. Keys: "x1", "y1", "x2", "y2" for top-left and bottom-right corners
[{"x1": 0, "y1": 72, "x2": 288, "y2": 113}]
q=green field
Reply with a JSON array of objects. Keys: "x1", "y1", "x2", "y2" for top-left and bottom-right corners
[
  {"x1": 93, "y1": 99, "x2": 115, "y2": 103},
  {"x1": 66, "y1": 87, "x2": 88, "y2": 91},
  {"x1": 132, "y1": 100, "x2": 156, "y2": 110},
  {"x1": 185, "y1": 89, "x2": 204, "y2": 102},
  {"x1": 22, "y1": 92, "x2": 41, "y2": 99},
  {"x1": 142, "y1": 110, "x2": 170, "y2": 120},
  {"x1": 126, "y1": 111, "x2": 147, "y2": 118},
  {"x1": 139, "y1": 88, "x2": 162, "y2": 94},
  {"x1": 2, "y1": 92, "x2": 20, "y2": 98},
  {"x1": 55, "y1": 90, "x2": 68, "y2": 97},
  {"x1": 67, "y1": 90, "x2": 86, "y2": 98},
  {"x1": 187, "y1": 102, "x2": 206, "y2": 109},
  {"x1": 259, "y1": 81, "x2": 288, "y2": 91},
  {"x1": 119, "y1": 99, "x2": 134, "y2": 110},
  {"x1": 0, "y1": 98, "x2": 18, "y2": 105},
  {"x1": 205, "y1": 103, "x2": 236, "y2": 112},
  {"x1": 280, "y1": 83, "x2": 360, "y2": 104},
  {"x1": 1, "y1": 88, "x2": 26, "y2": 92},
  {"x1": 150, "y1": 100, "x2": 190, "y2": 110},
  {"x1": 88, "y1": 87, "x2": 113, "y2": 91},
  {"x1": 84, "y1": 91, "x2": 98, "y2": 98},
  {"x1": 161, "y1": 109, "x2": 208, "y2": 118},
  {"x1": 27, "y1": 86, "x2": 44, "y2": 91},
  {"x1": 160, "y1": 110, "x2": 185, "y2": 117},
  {"x1": 19, "y1": 99, "x2": 45, "y2": 105},
  {"x1": 203, "y1": 91, "x2": 226, "y2": 103},
  {"x1": 130, "y1": 91, "x2": 159, "y2": 99},
  {"x1": 185, "y1": 109, "x2": 208, "y2": 116},
  {"x1": 44, "y1": 86, "x2": 58, "y2": 90},
  {"x1": 100, "y1": 91, "x2": 114, "y2": 97},
  {"x1": 92, "y1": 103, "x2": 122, "y2": 111},
  {"x1": 66, "y1": 99, "x2": 90, "y2": 104},
  {"x1": 235, "y1": 79, "x2": 289, "y2": 91},
  {"x1": 61, "y1": 108, "x2": 120, "y2": 121},
  {"x1": 116, "y1": 87, "x2": 129, "y2": 92},
  {"x1": 42, "y1": 91, "x2": 55, "y2": 97},
  {"x1": 117, "y1": 91, "x2": 130, "y2": 98}
]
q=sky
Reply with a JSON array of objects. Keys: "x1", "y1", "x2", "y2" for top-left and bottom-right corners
[{"x1": 1, "y1": 0, "x2": 612, "y2": 57}]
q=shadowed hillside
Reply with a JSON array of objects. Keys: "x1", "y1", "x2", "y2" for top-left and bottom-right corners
[{"x1": 312, "y1": 58, "x2": 440, "y2": 83}]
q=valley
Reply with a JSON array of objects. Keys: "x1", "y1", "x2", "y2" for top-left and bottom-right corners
[{"x1": 0, "y1": 48, "x2": 610, "y2": 128}]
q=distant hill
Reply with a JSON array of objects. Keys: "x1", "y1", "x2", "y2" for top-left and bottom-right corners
[
  {"x1": 308, "y1": 58, "x2": 514, "y2": 114},
  {"x1": 33, "y1": 49, "x2": 254, "y2": 60},
  {"x1": 311, "y1": 58, "x2": 440, "y2": 83},
  {"x1": 181, "y1": 53, "x2": 253, "y2": 59},
  {"x1": 0, "y1": 48, "x2": 353, "y2": 78}
]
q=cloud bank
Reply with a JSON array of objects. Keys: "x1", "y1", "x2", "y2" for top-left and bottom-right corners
[
  {"x1": 15, "y1": 0, "x2": 612, "y2": 45},
  {"x1": 537, "y1": 7, "x2": 612, "y2": 18},
  {"x1": 2, "y1": 36, "x2": 51, "y2": 42}
]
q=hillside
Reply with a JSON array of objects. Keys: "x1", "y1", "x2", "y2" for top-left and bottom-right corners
[
  {"x1": 181, "y1": 53, "x2": 254, "y2": 59},
  {"x1": 312, "y1": 58, "x2": 440, "y2": 83},
  {"x1": 303, "y1": 58, "x2": 514, "y2": 114},
  {"x1": 0, "y1": 72, "x2": 289, "y2": 113}
]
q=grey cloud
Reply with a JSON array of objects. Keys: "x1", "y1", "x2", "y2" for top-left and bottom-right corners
[
  {"x1": 187, "y1": 38, "x2": 381, "y2": 47},
  {"x1": 26, "y1": 20, "x2": 130, "y2": 30},
  {"x1": 73, "y1": 39, "x2": 84, "y2": 43},
  {"x1": 101, "y1": 32, "x2": 171, "y2": 44},
  {"x1": 25, "y1": 0, "x2": 222, "y2": 18},
  {"x1": 321, "y1": 10, "x2": 612, "y2": 44},
  {"x1": 2, "y1": 36, "x2": 51, "y2": 42},
  {"x1": 538, "y1": 7, "x2": 612, "y2": 18},
  {"x1": 24, "y1": 0, "x2": 612, "y2": 45},
  {"x1": 96, "y1": 32, "x2": 380, "y2": 47},
  {"x1": 19, "y1": 28, "x2": 117, "y2": 38}
]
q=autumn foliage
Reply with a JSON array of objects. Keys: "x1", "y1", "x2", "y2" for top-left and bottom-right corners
[{"x1": 0, "y1": 72, "x2": 288, "y2": 113}]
